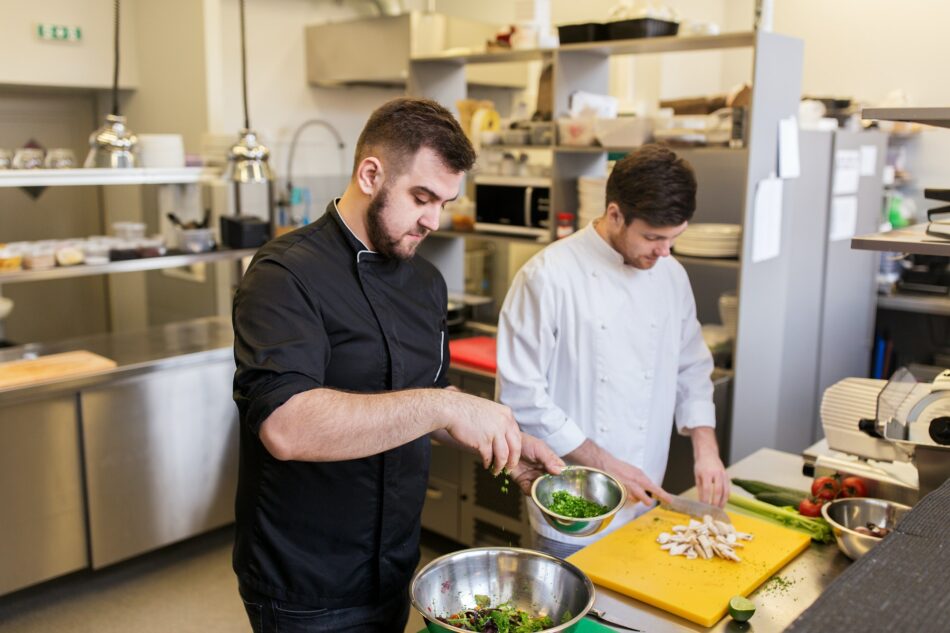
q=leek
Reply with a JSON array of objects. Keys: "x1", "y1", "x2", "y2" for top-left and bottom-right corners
[{"x1": 727, "y1": 494, "x2": 834, "y2": 544}]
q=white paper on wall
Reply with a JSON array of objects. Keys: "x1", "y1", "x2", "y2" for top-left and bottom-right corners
[
  {"x1": 833, "y1": 149, "x2": 860, "y2": 195},
  {"x1": 752, "y1": 176, "x2": 783, "y2": 263},
  {"x1": 859, "y1": 145, "x2": 878, "y2": 177},
  {"x1": 778, "y1": 116, "x2": 800, "y2": 179},
  {"x1": 829, "y1": 195, "x2": 858, "y2": 242}
]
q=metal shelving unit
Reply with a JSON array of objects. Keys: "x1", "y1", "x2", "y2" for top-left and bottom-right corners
[
  {"x1": 856, "y1": 107, "x2": 950, "y2": 257},
  {"x1": 0, "y1": 249, "x2": 256, "y2": 285},
  {"x1": 852, "y1": 223, "x2": 950, "y2": 257},
  {"x1": 877, "y1": 292, "x2": 950, "y2": 317},
  {"x1": 0, "y1": 167, "x2": 216, "y2": 188},
  {"x1": 862, "y1": 107, "x2": 950, "y2": 129},
  {"x1": 431, "y1": 230, "x2": 550, "y2": 244}
]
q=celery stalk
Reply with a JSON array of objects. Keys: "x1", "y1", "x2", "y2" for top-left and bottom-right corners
[{"x1": 727, "y1": 494, "x2": 833, "y2": 544}]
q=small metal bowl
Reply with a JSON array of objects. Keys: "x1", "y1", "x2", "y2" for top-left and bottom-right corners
[
  {"x1": 410, "y1": 547, "x2": 594, "y2": 633},
  {"x1": 531, "y1": 466, "x2": 627, "y2": 537},
  {"x1": 821, "y1": 497, "x2": 911, "y2": 560}
]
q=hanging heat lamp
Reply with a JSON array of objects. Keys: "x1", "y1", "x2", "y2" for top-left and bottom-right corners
[
  {"x1": 225, "y1": 0, "x2": 276, "y2": 239},
  {"x1": 85, "y1": 0, "x2": 137, "y2": 168}
]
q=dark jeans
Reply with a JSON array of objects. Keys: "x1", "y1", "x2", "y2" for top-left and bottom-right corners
[{"x1": 239, "y1": 584, "x2": 410, "y2": 633}]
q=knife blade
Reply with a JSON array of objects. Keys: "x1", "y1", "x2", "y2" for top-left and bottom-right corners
[
  {"x1": 588, "y1": 607, "x2": 644, "y2": 631},
  {"x1": 660, "y1": 494, "x2": 731, "y2": 525}
]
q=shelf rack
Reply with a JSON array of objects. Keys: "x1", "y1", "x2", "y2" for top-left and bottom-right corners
[
  {"x1": 0, "y1": 167, "x2": 217, "y2": 188},
  {"x1": 0, "y1": 249, "x2": 256, "y2": 285}
]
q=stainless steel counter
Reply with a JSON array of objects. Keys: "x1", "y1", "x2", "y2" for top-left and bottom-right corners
[
  {"x1": 0, "y1": 316, "x2": 234, "y2": 404},
  {"x1": 590, "y1": 448, "x2": 851, "y2": 632}
]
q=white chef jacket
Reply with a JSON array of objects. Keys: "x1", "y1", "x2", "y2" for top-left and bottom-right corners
[{"x1": 497, "y1": 221, "x2": 716, "y2": 544}]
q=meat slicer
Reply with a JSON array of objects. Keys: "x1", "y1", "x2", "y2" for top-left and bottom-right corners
[{"x1": 808, "y1": 367, "x2": 950, "y2": 505}]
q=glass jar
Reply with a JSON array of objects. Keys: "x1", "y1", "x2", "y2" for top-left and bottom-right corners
[{"x1": 556, "y1": 212, "x2": 576, "y2": 239}]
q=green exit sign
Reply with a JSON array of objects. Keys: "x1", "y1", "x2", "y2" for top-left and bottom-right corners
[{"x1": 36, "y1": 24, "x2": 82, "y2": 42}]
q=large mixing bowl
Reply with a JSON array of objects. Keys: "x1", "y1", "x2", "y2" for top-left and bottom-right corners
[
  {"x1": 531, "y1": 466, "x2": 626, "y2": 537},
  {"x1": 410, "y1": 547, "x2": 594, "y2": 632},
  {"x1": 821, "y1": 497, "x2": 911, "y2": 560}
]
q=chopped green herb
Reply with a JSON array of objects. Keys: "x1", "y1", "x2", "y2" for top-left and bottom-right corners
[
  {"x1": 437, "y1": 599, "x2": 556, "y2": 632},
  {"x1": 546, "y1": 490, "x2": 610, "y2": 518}
]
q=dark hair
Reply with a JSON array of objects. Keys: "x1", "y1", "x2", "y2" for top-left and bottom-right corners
[
  {"x1": 354, "y1": 97, "x2": 476, "y2": 176},
  {"x1": 605, "y1": 144, "x2": 697, "y2": 226}
]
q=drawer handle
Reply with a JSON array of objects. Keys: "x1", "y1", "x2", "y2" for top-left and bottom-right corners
[{"x1": 426, "y1": 487, "x2": 444, "y2": 500}]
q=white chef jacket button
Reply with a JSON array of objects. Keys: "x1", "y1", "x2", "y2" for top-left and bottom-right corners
[
  {"x1": 599, "y1": 425, "x2": 607, "y2": 432},
  {"x1": 644, "y1": 370, "x2": 653, "y2": 379},
  {"x1": 592, "y1": 271, "x2": 598, "y2": 278},
  {"x1": 650, "y1": 322, "x2": 657, "y2": 329},
  {"x1": 600, "y1": 322, "x2": 607, "y2": 330},
  {"x1": 600, "y1": 375, "x2": 607, "y2": 383}
]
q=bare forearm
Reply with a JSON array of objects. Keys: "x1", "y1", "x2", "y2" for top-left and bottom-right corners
[
  {"x1": 262, "y1": 387, "x2": 450, "y2": 461},
  {"x1": 687, "y1": 426, "x2": 720, "y2": 459},
  {"x1": 564, "y1": 439, "x2": 607, "y2": 469}
]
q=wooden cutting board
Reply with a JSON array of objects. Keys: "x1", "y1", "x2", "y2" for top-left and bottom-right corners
[
  {"x1": 568, "y1": 507, "x2": 811, "y2": 627},
  {"x1": 0, "y1": 350, "x2": 117, "y2": 389}
]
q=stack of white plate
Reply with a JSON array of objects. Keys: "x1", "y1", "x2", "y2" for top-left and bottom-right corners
[
  {"x1": 673, "y1": 223, "x2": 741, "y2": 258},
  {"x1": 577, "y1": 176, "x2": 606, "y2": 227}
]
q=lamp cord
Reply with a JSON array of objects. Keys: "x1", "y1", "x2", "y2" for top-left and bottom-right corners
[
  {"x1": 240, "y1": 0, "x2": 250, "y2": 130},
  {"x1": 112, "y1": 0, "x2": 120, "y2": 116},
  {"x1": 285, "y1": 119, "x2": 347, "y2": 199}
]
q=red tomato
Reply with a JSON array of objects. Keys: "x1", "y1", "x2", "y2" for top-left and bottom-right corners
[
  {"x1": 799, "y1": 497, "x2": 824, "y2": 517},
  {"x1": 811, "y1": 476, "x2": 840, "y2": 501},
  {"x1": 839, "y1": 476, "x2": 868, "y2": 498}
]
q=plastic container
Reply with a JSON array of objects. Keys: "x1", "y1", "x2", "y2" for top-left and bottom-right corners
[
  {"x1": 22, "y1": 244, "x2": 56, "y2": 270},
  {"x1": 529, "y1": 122, "x2": 554, "y2": 146},
  {"x1": 137, "y1": 236, "x2": 167, "y2": 258},
  {"x1": 82, "y1": 241, "x2": 111, "y2": 266},
  {"x1": 557, "y1": 22, "x2": 607, "y2": 44},
  {"x1": 594, "y1": 117, "x2": 655, "y2": 147},
  {"x1": 501, "y1": 129, "x2": 530, "y2": 146},
  {"x1": 606, "y1": 18, "x2": 679, "y2": 40},
  {"x1": 112, "y1": 221, "x2": 147, "y2": 241},
  {"x1": 557, "y1": 118, "x2": 597, "y2": 146},
  {"x1": 178, "y1": 228, "x2": 216, "y2": 253}
]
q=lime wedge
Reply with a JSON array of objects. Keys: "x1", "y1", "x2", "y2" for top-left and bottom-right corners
[{"x1": 728, "y1": 595, "x2": 756, "y2": 622}]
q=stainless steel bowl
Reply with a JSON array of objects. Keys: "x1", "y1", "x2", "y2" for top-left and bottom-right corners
[
  {"x1": 821, "y1": 497, "x2": 911, "y2": 560},
  {"x1": 411, "y1": 547, "x2": 594, "y2": 633},
  {"x1": 531, "y1": 466, "x2": 626, "y2": 537}
]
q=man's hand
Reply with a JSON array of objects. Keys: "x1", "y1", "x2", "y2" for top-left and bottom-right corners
[
  {"x1": 443, "y1": 391, "x2": 522, "y2": 475},
  {"x1": 566, "y1": 439, "x2": 669, "y2": 507},
  {"x1": 509, "y1": 433, "x2": 565, "y2": 494},
  {"x1": 689, "y1": 426, "x2": 729, "y2": 507}
]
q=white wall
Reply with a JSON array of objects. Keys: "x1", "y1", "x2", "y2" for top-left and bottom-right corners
[
  {"x1": 206, "y1": 0, "x2": 404, "y2": 182},
  {"x1": 725, "y1": 0, "x2": 950, "y2": 216},
  {"x1": 0, "y1": 0, "x2": 138, "y2": 89}
]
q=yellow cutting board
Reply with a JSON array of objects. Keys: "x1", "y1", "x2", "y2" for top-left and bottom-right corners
[
  {"x1": 0, "y1": 350, "x2": 117, "y2": 389},
  {"x1": 568, "y1": 507, "x2": 811, "y2": 627}
]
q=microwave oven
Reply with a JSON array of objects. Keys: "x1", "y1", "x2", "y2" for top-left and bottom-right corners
[{"x1": 474, "y1": 180, "x2": 550, "y2": 237}]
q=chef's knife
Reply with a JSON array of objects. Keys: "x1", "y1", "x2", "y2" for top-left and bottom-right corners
[
  {"x1": 588, "y1": 607, "x2": 644, "y2": 631},
  {"x1": 660, "y1": 494, "x2": 731, "y2": 525}
]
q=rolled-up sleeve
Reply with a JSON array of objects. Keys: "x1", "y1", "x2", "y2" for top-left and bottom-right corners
[
  {"x1": 233, "y1": 257, "x2": 329, "y2": 434},
  {"x1": 673, "y1": 276, "x2": 716, "y2": 434},
  {"x1": 497, "y1": 266, "x2": 586, "y2": 456}
]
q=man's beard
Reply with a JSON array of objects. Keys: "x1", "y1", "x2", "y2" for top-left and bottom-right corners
[{"x1": 366, "y1": 186, "x2": 423, "y2": 260}]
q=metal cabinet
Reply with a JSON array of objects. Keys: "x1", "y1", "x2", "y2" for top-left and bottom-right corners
[
  {"x1": 0, "y1": 395, "x2": 88, "y2": 595},
  {"x1": 425, "y1": 366, "x2": 532, "y2": 547},
  {"x1": 80, "y1": 359, "x2": 239, "y2": 568}
]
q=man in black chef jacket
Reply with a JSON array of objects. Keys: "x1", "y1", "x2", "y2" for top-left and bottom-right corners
[{"x1": 231, "y1": 97, "x2": 564, "y2": 633}]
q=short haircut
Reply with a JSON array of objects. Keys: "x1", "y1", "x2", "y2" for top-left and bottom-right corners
[
  {"x1": 605, "y1": 144, "x2": 697, "y2": 226},
  {"x1": 353, "y1": 97, "x2": 476, "y2": 176}
]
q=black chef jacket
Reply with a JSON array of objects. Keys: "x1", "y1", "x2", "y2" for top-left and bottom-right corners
[{"x1": 231, "y1": 200, "x2": 451, "y2": 608}]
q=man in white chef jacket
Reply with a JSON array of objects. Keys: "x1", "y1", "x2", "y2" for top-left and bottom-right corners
[{"x1": 497, "y1": 144, "x2": 729, "y2": 557}]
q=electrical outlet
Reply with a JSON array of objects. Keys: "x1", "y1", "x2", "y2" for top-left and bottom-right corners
[{"x1": 36, "y1": 24, "x2": 82, "y2": 42}]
